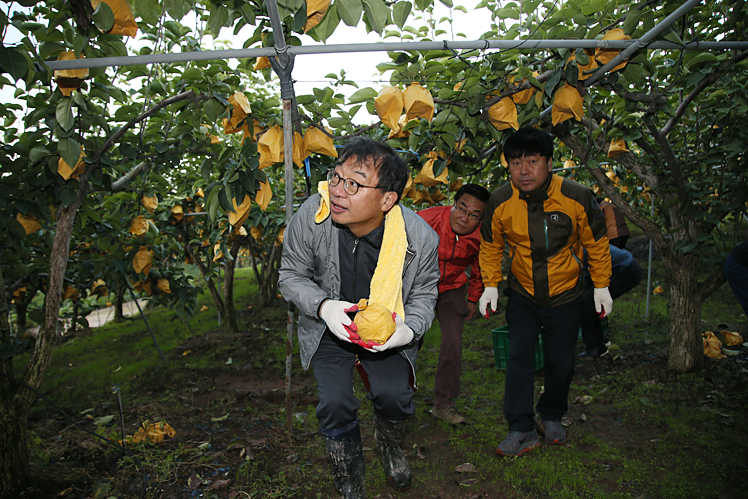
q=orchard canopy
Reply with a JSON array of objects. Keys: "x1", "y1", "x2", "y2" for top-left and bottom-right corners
[{"x1": 0, "y1": 0, "x2": 747, "y2": 373}]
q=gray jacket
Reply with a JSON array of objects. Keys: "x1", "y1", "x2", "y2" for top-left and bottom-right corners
[{"x1": 279, "y1": 194, "x2": 440, "y2": 380}]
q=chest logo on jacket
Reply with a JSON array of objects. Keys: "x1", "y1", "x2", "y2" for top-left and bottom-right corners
[{"x1": 550, "y1": 214, "x2": 559, "y2": 222}]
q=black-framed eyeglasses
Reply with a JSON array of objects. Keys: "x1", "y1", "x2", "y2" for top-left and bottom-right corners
[
  {"x1": 454, "y1": 202, "x2": 482, "y2": 222},
  {"x1": 327, "y1": 170, "x2": 378, "y2": 196}
]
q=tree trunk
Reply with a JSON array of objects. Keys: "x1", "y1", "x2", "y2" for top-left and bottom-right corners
[
  {"x1": 663, "y1": 253, "x2": 704, "y2": 371},
  {"x1": 113, "y1": 283, "x2": 125, "y2": 322},
  {"x1": 222, "y1": 238, "x2": 243, "y2": 335},
  {"x1": 185, "y1": 242, "x2": 226, "y2": 318}
]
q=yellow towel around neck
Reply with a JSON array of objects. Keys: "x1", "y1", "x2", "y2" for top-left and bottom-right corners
[{"x1": 315, "y1": 181, "x2": 406, "y2": 320}]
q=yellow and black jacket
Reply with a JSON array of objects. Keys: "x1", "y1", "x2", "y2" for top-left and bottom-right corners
[{"x1": 480, "y1": 174, "x2": 611, "y2": 308}]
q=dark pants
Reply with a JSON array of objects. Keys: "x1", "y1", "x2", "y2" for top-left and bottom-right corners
[
  {"x1": 725, "y1": 253, "x2": 748, "y2": 317},
  {"x1": 433, "y1": 287, "x2": 469, "y2": 409},
  {"x1": 609, "y1": 235, "x2": 629, "y2": 249},
  {"x1": 581, "y1": 260, "x2": 643, "y2": 350},
  {"x1": 311, "y1": 332, "x2": 415, "y2": 431},
  {"x1": 504, "y1": 291, "x2": 582, "y2": 432}
]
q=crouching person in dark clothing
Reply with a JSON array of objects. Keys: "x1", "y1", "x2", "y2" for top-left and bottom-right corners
[
  {"x1": 278, "y1": 137, "x2": 440, "y2": 498},
  {"x1": 580, "y1": 244, "x2": 643, "y2": 357}
]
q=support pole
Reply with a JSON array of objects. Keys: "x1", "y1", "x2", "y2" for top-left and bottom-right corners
[
  {"x1": 645, "y1": 193, "x2": 655, "y2": 319},
  {"x1": 265, "y1": 0, "x2": 296, "y2": 439}
]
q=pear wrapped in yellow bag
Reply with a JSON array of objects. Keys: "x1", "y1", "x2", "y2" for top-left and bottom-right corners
[
  {"x1": 90, "y1": 0, "x2": 138, "y2": 37},
  {"x1": 487, "y1": 97, "x2": 519, "y2": 131},
  {"x1": 375, "y1": 86, "x2": 404, "y2": 130},
  {"x1": 353, "y1": 299, "x2": 396, "y2": 344},
  {"x1": 552, "y1": 84, "x2": 584, "y2": 125},
  {"x1": 403, "y1": 82, "x2": 434, "y2": 122}
]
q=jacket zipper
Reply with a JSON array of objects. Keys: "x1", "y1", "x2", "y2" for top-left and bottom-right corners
[
  {"x1": 352, "y1": 239, "x2": 359, "y2": 297},
  {"x1": 543, "y1": 219, "x2": 549, "y2": 251}
]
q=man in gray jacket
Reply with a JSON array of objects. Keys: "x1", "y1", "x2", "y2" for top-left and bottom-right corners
[{"x1": 279, "y1": 138, "x2": 439, "y2": 498}]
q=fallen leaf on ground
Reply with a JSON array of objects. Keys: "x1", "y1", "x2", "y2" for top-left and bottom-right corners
[
  {"x1": 188, "y1": 472, "x2": 203, "y2": 488},
  {"x1": 455, "y1": 462, "x2": 477, "y2": 473},
  {"x1": 210, "y1": 479, "x2": 230, "y2": 490}
]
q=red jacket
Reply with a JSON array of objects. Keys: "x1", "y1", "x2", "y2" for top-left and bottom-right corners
[{"x1": 419, "y1": 205, "x2": 483, "y2": 302}]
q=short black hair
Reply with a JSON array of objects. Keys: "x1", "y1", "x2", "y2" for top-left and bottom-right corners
[
  {"x1": 503, "y1": 127, "x2": 554, "y2": 160},
  {"x1": 336, "y1": 137, "x2": 409, "y2": 202},
  {"x1": 454, "y1": 183, "x2": 490, "y2": 205}
]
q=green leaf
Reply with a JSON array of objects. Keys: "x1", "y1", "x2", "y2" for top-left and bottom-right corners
[
  {"x1": 218, "y1": 187, "x2": 234, "y2": 213},
  {"x1": 58, "y1": 138, "x2": 81, "y2": 170},
  {"x1": 348, "y1": 86, "x2": 377, "y2": 104},
  {"x1": 92, "y1": 1, "x2": 115, "y2": 32},
  {"x1": 164, "y1": 0, "x2": 193, "y2": 20},
  {"x1": 0, "y1": 45, "x2": 28, "y2": 82},
  {"x1": 133, "y1": 0, "x2": 161, "y2": 26},
  {"x1": 392, "y1": 1, "x2": 411, "y2": 29},
  {"x1": 203, "y1": 98, "x2": 224, "y2": 123},
  {"x1": 56, "y1": 97, "x2": 74, "y2": 132},
  {"x1": 362, "y1": 0, "x2": 388, "y2": 34},
  {"x1": 337, "y1": 0, "x2": 363, "y2": 27},
  {"x1": 209, "y1": 5, "x2": 229, "y2": 36},
  {"x1": 622, "y1": 9, "x2": 641, "y2": 35},
  {"x1": 60, "y1": 188, "x2": 77, "y2": 208}
]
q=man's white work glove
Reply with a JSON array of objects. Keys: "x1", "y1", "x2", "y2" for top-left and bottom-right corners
[
  {"x1": 371, "y1": 314, "x2": 414, "y2": 352},
  {"x1": 479, "y1": 287, "x2": 499, "y2": 318},
  {"x1": 593, "y1": 287, "x2": 613, "y2": 318},
  {"x1": 319, "y1": 299, "x2": 359, "y2": 342}
]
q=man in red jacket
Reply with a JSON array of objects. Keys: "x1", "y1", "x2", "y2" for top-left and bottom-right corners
[{"x1": 419, "y1": 184, "x2": 490, "y2": 424}]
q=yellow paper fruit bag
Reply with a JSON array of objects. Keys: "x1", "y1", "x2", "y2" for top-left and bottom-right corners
[
  {"x1": 129, "y1": 215, "x2": 149, "y2": 238},
  {"x1": 387, "y1": 114, "x2": 412, "y2": 139},
  {"x1": 133, "y1": 247, "x2": 154, "y2": 275},
  {"x1": 17, "y1": 213, "x2": 41, "y2": 235},
  {"x1": 375, "y1": 86, "x2": 404, "y2": 130},
  {"x1": 703, "y1": 331, "x2": 725, "y2": 359},
  {"x1": 304, "y1": 126, "x2": 338, "y2": 158},
  {"x1": 90, "y1": 0, "x2": 138, "y2": 37},
  {"x1": 354, "y1": 300, "x2": 397, "y2": 344},
  {"x1": 305, "y1": 0, "x2": 331, "y2": 32},
  {"x1": 509, "y1": 72, "x2": 540, "y2": 104},
  {"x1": 229, "y1": 195, "x2": 252, "y2": 227},
  {"x1": 552, "y1": 84, "x2": 584, "y2": 125},
  {"x1": 607, "y1": 138, "x2": 629, "y2": 158},
  {"x1": 255, "y1": 181, "x2": 272, "y2": 211},
  {"x1": 54, "y1": 52, "x2": 89, "y2": 96},
  {"x1": 595, "y1": 28, "x2": 631, "y2": 73},
  {"x1": 58, "y1": 150, "x2": 87, "y2": 181},
  {"x1": 403, "y1": 82, "x2": 434, "y2": 122},
  {"x1": 255, "y1": 56, "x2": 271, "y2": 70},
  {"x1": 487, "y1": 97, "x2": 519, "y2": 131},
  {"x1": 157, "y1": 279, "x2": 171, "y2": 294},
  {"x1": 141, "y1": 194, "x2": 158, "y2": 214},
  {"x1": 258, "y1": 126, "x2": 284, "y2": 168},
  {"x1": 415, "y1": 151, "x2": 449, "y2": 188}
]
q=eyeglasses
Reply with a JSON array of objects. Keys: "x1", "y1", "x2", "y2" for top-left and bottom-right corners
[
  {"x1": 454, "y1": 203, "x2": 482, "y2": 222},
  {"x1": 327, "y1": 170, "x2": 378, "y2": 196}
]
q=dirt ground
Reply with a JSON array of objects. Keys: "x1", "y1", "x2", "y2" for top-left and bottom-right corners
[{"x1": 19, "y1": 294, "x2": 748, "y2": 499}]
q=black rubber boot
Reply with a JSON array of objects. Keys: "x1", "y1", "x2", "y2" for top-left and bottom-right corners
[
  {"x1": 373, "y1": 411, "x2": 411, "y2": 492},
  {"x1": 320, "y1": 420, "x2": 366, "y2": 499}
]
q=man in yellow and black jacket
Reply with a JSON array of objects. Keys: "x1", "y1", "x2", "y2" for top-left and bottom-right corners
[{"x1": 478, "y1": 127, "x2": 612, "y2": 457}]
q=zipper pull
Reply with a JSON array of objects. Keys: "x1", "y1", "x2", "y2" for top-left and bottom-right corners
[
  {"x1": 544, "y1": 219, "x2": 549, "y2": 251},
  {"x1": 352, "y1": 239, "x2": 359, "y2": 254}
]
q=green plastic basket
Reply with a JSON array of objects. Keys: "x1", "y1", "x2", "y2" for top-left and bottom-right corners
[{"x1": 492, "y1": 326, "x2": 545, "y2": 371}]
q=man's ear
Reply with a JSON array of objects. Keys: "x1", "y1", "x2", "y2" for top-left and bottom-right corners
[{"x1": 380, "y1": 191, "x2": 398, "y2": 212}]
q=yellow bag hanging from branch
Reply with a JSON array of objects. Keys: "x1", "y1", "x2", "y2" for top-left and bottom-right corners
[
  {"x1": 552, "y1": 84, "x2": 584, "y2": 125},
  {"x1": 415, "y1": 151, "x2": 449, "y2": 188},
  {"x1": 487, "y1": 97, "x2": 519, "y2": 131},
  {"x1": 509, "y1": 72, "x2": 540, "y2": 104},
  {"x1": 141, "y1": 194, "x2": 158, "y2": 214},
  {"x1": 62, "y1": 285, "x2": 78, "y2": 302},
  {"x1": 255, "y1": 181, "x2": 272, "y2": 211},
  {"x1": 170, "y1": 205, "x2": 184, "y2": 225},
  {"x1": 90, "y1": 0, "x2": 138, "y2": 37},
  {"x1": 254, "y1": 56, "x2": 271, "y2": 70},
  {"x1": 17, "y1": 213, "x2": 41, "y2": 235},
  {"x1": 133, "y1": 247, "x2": 154, "y2": 275},
  {"x1": 129, "y1": 215, "x2": 149, "y2": 238},
  {"x1": 449, "y1": 177, "x2": 463, "y2": 192},
  {"x1": 54, "y1": 52, "x2": 89, "y2": 96},
  {"x1": 229, "y1": 195, "x2": 252, "y2": 227},
  {"x1": 387, "y1": 114, "x2": 412, "y2": 139},
  {"x1": 413, "y1": 186, "x2": 433, "y2": 205},
  {"x1": 276, "y1": 227, "x2": 286, "y2": 245},
  {"x1": 227, "y1": 92, "x2": 252, "y2": 130},
  {"x1": 567, "y1": 51, "x2": 598, "y2": 81},
  {"x1": 258, "y1": 126, "x2": 284, "y2": 169},
  {"x1": 304, "y1": 0, "x2": 331, "y2": 32},
  {"x1": 157, "y1": 279, "x2": 171, "y2": 295},
  {"x1": 703, "y1": 331, "x2": 725, "y2": 359},
  {"x1": 595, "y1": 28, "x2": 631, "y2": 73},
  {"x1": 91, "y1": 279, "x2": 107, "y2": 296},
  {"x1": 241, "y1": 118, "x2": 263, "y2": 144},
  {"x1": 607, "y1": 138, "x2": 629, "y2": 158},
  {"x1": 401, "y1": 174, "x2": 415, "y2": 199},
  {"x1": 430, "y1": 188, "x2": 447, "y2": 203},
  {"x1": 58, "y1": 150, "x2": 87, "y2": 181},
  {"x1": 403, "y1": 82, "x2": 434, "y2": 122},
  {"x1": 213, "y1": 243, "x2": 224, "y2": 262},
  {"x1": 131, "y1": 278, "x2": 152, "y2": 296},
  {"x1": 304, "y1": 126, "x2": 338, "y2": 158},
  {"x1": 293, "y1": 131, "x2": 307, "y2": 168},
  {"x1": 375, "y1": 86, "x2": 404, "y2": 130},
  {"x1": 250, "y1": 226, "x2": 264, "y2": 241}
]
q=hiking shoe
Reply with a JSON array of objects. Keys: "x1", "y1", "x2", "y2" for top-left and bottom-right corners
[
  {"x1": 495, "y1": 430, "x2": 540, "y2": 457},
  {"x1": 542, "y1": 420, "x2": 566, "y2": 444},
  {"x1": 432, "y1": 407, "x2": 466, "y2": 425}
]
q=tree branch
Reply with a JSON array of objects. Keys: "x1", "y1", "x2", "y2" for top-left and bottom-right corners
[
  {"x1": 111, "y1": 161, "x2": 151, "y2": 192},
  {"x1": 662, "y1": 49, "x2": 748, "y2": 135}
]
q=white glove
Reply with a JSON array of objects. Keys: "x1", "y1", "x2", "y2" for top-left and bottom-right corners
[
  {"x1": 371, "y1": 314, "x2": 414, "y2": 352},
  {"x1": 593, "y1": 287, "x2": 613, "y2": 318},
  {"x1": 319, "y1": 299, "x2": 358, "y2": 342},
  {"x1": 479, "y1": 287, "x2": 499, "y2": 318}
]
